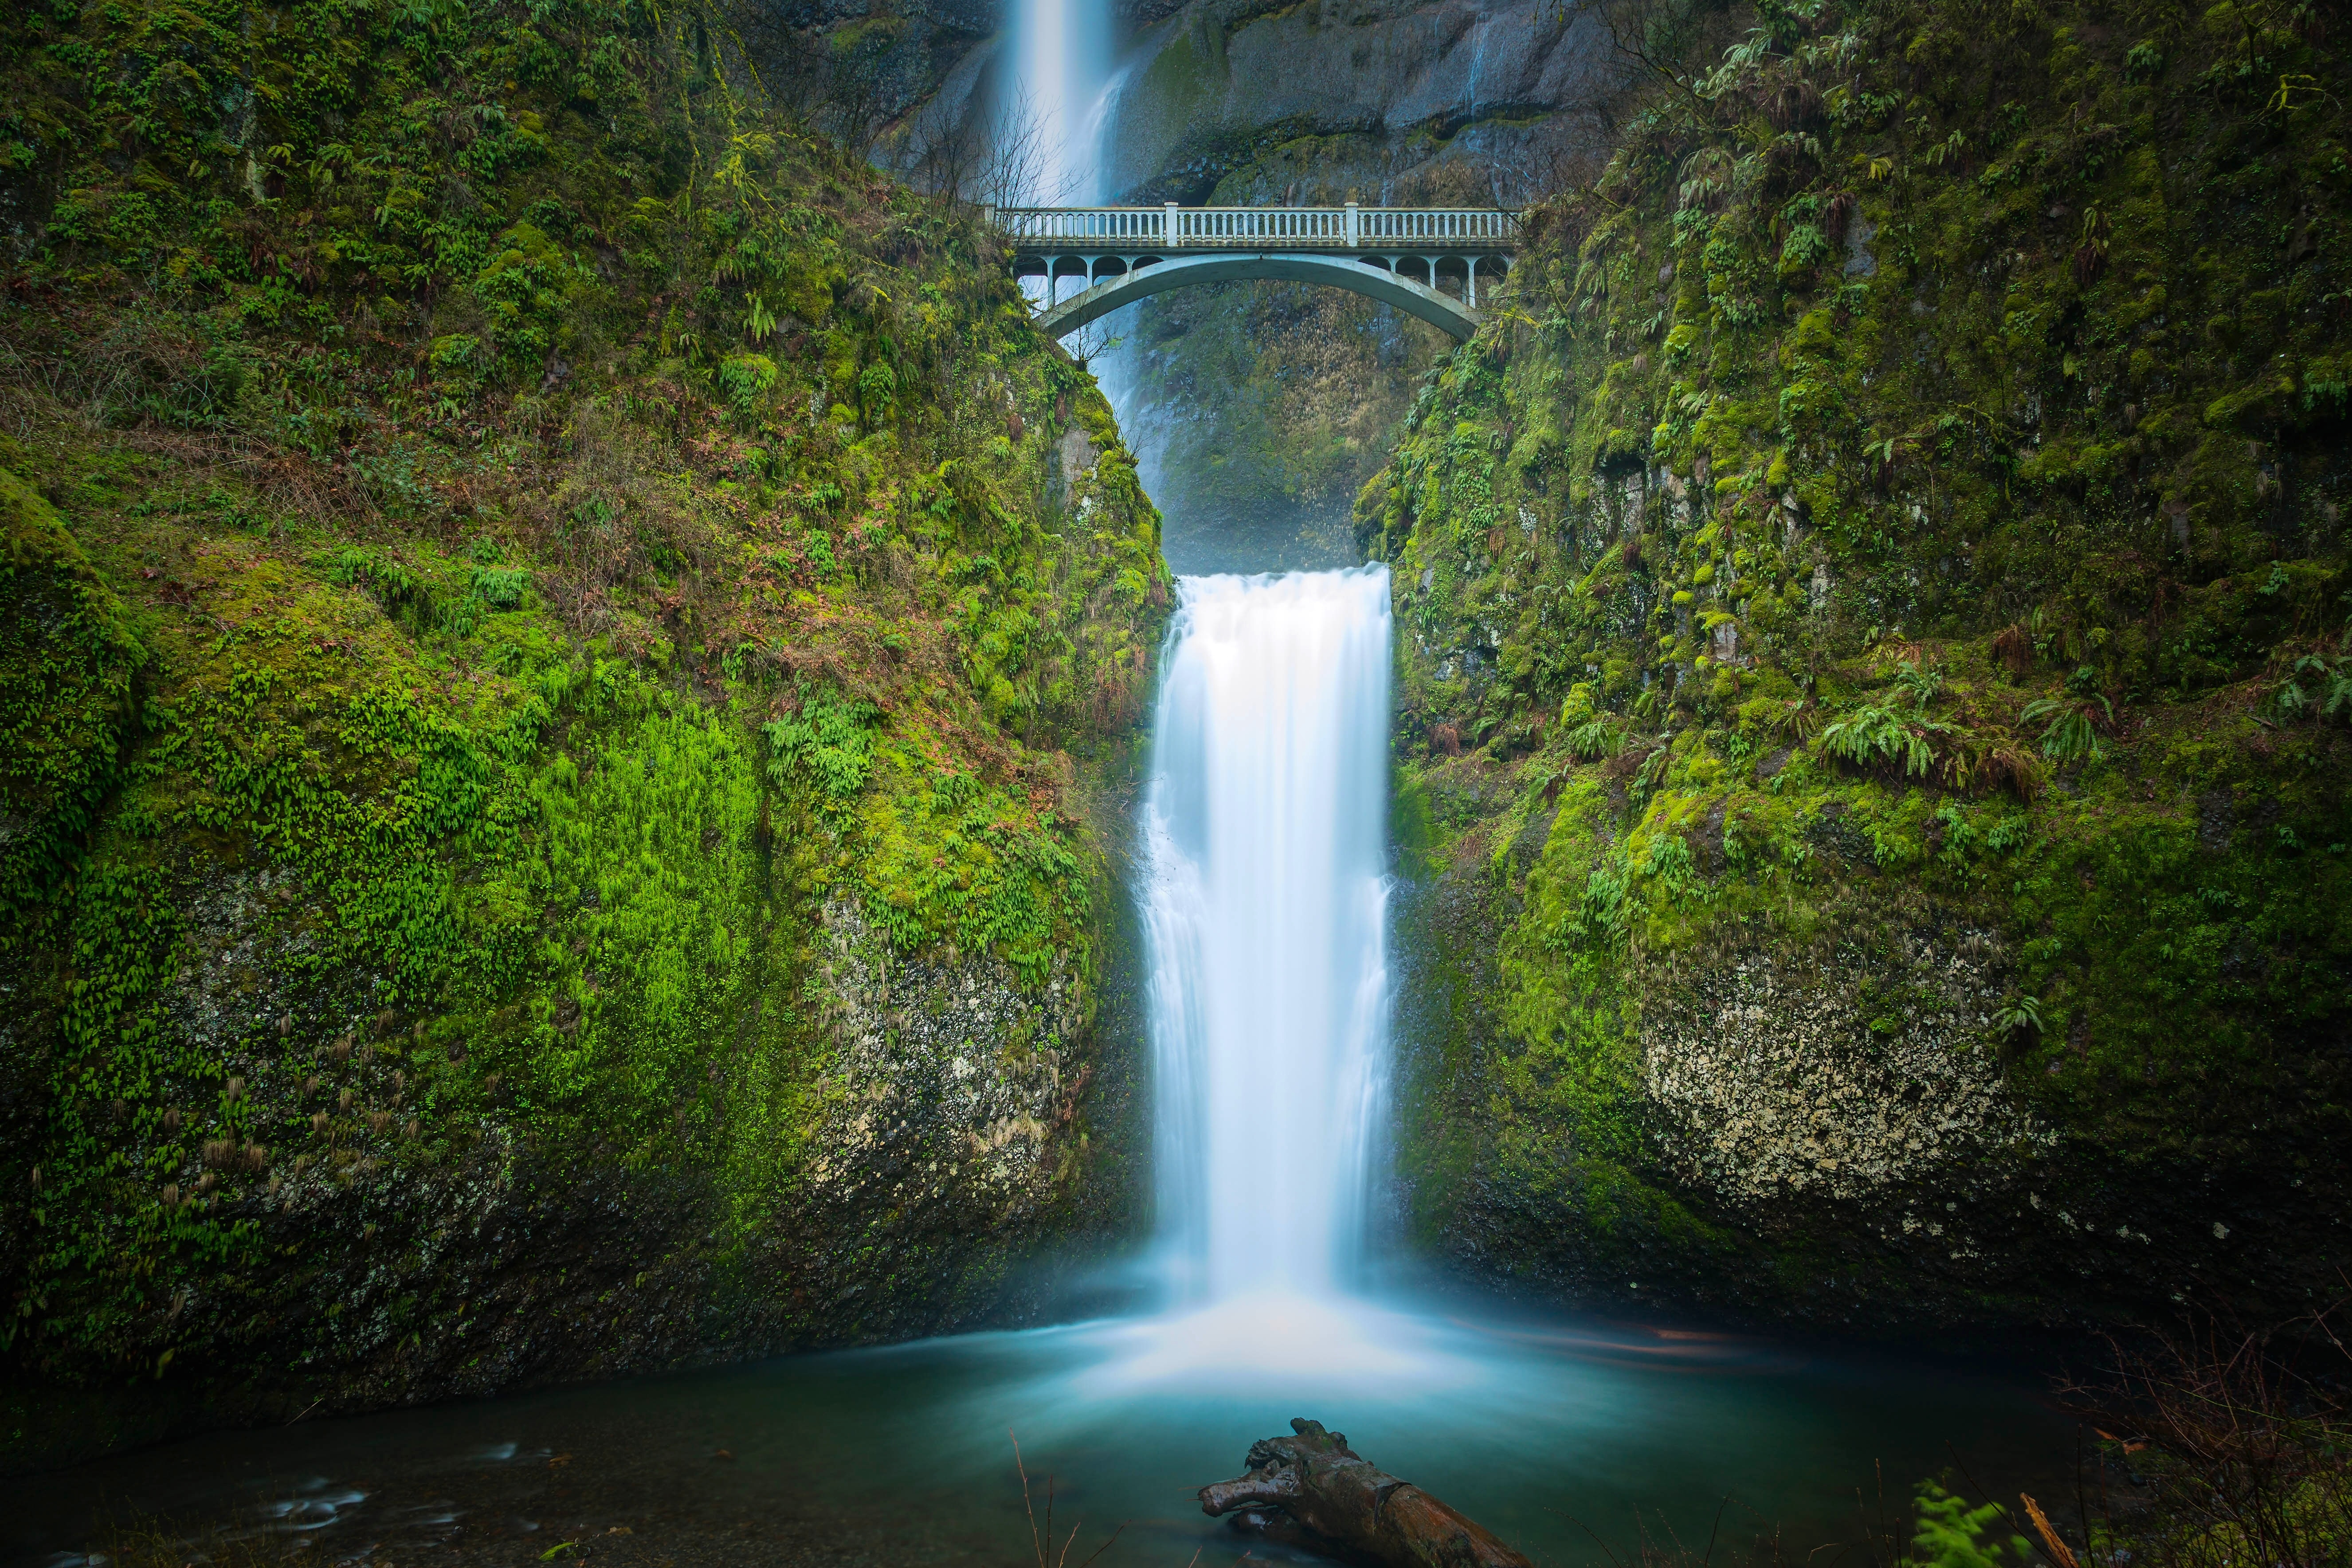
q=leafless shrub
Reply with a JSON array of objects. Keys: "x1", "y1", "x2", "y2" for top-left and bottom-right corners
[
  {"x1": 1010, "y1": 1434, "x2": 1125, "y2": 1568},
  {"x1": 962, "y1": 86, "x2": 1071, "y2": 213},
  {"x1": 2058, "y1": 1302, "x2": 2352, "y2": 1568}
]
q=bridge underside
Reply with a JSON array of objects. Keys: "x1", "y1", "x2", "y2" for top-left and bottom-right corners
[{"x1": 1018, "y1": 251, "x2": 1507, "y2": 343}]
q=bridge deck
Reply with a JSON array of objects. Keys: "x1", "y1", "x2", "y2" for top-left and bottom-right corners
[{"x1": 990, "y1": 204, "x2": 1519, "y2": 253}]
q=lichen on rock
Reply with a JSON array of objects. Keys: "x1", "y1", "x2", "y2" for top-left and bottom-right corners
[{"x1": 1639, "y1": 928, "x2": 2051, "y2": 1208}]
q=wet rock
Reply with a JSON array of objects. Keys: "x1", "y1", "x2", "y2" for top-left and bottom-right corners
[{"x1": 1640, "y1": 929, "x2": 2049, "y2": 1209}]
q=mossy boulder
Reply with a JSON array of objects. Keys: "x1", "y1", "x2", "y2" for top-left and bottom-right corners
[
  {"x1": 0, "y1": 0, "x2": 1169, "y2": 1469},
  {"x1": 1373, "y1": 0, "x2": 2352, "y2": 1333}
]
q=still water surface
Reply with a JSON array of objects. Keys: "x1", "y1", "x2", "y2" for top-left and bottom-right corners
[{"x1": 4, "y1": 1290, "x2": 2070, "y2": 1568}]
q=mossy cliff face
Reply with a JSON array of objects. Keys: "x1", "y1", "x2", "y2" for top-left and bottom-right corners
[
  {"x1": 0, "y1": 0, "x2": 1168, "y2": 1465},
  {"x1": 1370, "y1": 0, "x2": 2352, "y2": 1331}
]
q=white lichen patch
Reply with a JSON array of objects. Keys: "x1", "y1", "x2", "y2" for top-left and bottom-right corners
[
  {"x1": 167, "y1": 864, "x2": 318, "y2": 1055},
  {"x1": 1058, "y1": 423, "x2": 1099, "y2": 488},
  {"x1": 1639, "y1": 928, "x2": 2051, "y2": 1206},
  {"x1": 804, "y1": 899, "x2": 1084, "y2": 1203}
]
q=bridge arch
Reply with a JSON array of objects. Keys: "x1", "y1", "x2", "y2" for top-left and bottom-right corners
[
  {"x1": 1028, "y1": 252, "x2": 1499, "y2": 342},
  {"x1": 991, "y1": 206, "x2": 1520, "y2": 346}
]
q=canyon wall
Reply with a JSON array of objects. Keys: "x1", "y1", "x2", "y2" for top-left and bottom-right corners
[
  {"x1": 0, "y1": 0, "x2": 1167, "y2": 1468},
  {"x1": 1368, "y1": 0, "x2": 2352, "y2": 1331}
]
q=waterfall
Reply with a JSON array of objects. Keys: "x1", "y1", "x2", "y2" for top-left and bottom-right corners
[
  {"x1": 1002, "y1": 3, "x2": 1401, "y2": 1321},
  {"x1": 1007, "y1": 0, "x2": 1113, "y2": 204},
  {"x1": 1141, "y1": 568, "x2": 1395, "y2": 1306}
]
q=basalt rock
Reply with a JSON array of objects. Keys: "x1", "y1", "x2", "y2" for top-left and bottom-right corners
[{"x1": 1374, "y1": 0, "x2": 2352, "y2": 1335}]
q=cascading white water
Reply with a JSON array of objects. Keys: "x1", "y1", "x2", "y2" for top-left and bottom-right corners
[
  {"x1": 1007, "y1": 0, "x2": 1113, "y2": 205},
  {"x1": 1141, "y1": 568, "x2": 1395, "y2": 1306}
]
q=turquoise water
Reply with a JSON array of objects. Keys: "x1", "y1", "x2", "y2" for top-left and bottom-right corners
[{"x1": 3, "y1": 1290, "x2": 2072, "y2": 1568}]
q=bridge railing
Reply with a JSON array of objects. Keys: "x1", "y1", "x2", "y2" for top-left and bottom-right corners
[
  {"x1": 988, "y1": 204, "x2": 1519, "y2": 251},
  {"x1": 1176, "y1": 206, "x2": 1348, "y2": 244},
  {"x1": 991, "y1": 207, "x2": 1171, "y2": 244},
  {"x1": 1356, "y1": 208, "x2": 1517, "y2": 245}
]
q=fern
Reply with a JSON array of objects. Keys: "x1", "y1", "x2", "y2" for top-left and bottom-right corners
[
  {"x1": 2268, "y1": 653, "x2": 2352, "y2": 722},
  {"x1": 1567, "y1": 717, "x2": 1622, "y2": 759},
  {"x1": 1912, "y1": 1482, "x2": 2031, "y2": 1568},
  {"x1": 2014, "y1": 664, "x2": 2110, "y2": 760},
  {"x1": 1818, "y1": 659, "x2": 2038, "y2": 795},
  {"x1": 1992, "y1": 995, "x2": 2045, "y2": 1035},
  {"x1": 763, "y1": 685, "x2": 879, "y2": 805},
  {"x1": 1821, "y1": 702, "x2": 1951, "y2": 777}
]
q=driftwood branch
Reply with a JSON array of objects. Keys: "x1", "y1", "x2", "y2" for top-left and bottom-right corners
[{"x1": 1198, "y1": 1418, "x2": 1533, "y2": 1568}]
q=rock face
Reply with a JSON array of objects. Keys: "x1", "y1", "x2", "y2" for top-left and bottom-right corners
[
  {"x1": 805, "y1": 898, "x2": 1092, "y2": 1216},
  {"x1": 1104, "y1": 1, "x2": 1616, "y2": 207},
  {"x1": 1640, "y1": 930, "x2": 2051, "y2": 1210},
  {"x1": 0, "y1": 0, "x2": 1170, "y2": 1470},
  {"x1": 761, "y1": 0, "x2": 1008, "y2": 164},
  {"x1": 1094, "y1": 0, "x2": 1628, "y2": 572},
  {"x1": 1372, "y1": 0, "x2": 2352, "y2": 1333}
]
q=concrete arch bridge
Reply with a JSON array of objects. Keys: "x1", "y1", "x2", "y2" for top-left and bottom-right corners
[{"x1": 990, "y1": 204, "x2": 1520, "y2": 343}]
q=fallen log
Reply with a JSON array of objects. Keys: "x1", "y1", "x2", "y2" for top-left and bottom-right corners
[{"x1": 1198, "y1": 1417, "x2": 1532, "y2": 1568}]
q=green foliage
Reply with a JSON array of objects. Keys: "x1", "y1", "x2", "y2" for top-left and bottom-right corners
[
  {"x1": 0, "y1": 0, "x2": 1172, "y2": 1407},
  {"x1": 857, "y1": 359, "x2": 898, "y2": 424},
  {"x1": 0, "y1": 466, "x2": 148, "y2": 918},
  {"x1": 1911, "y1": 1483, "x2": 2030, "y2": 1568},
  {"x1": 720, "y1": 353, "x2": 782, "y2": 423},
  {"x1": 2021, "y1": 666, "x2": 2113, "y2": 760},
  {"x1": 1374, "y1": 0, "x2": 2352, "y2": 1330},
  {"x1": 530, "y1": 700, "x2": 764, "y2": 1131},
  {"x1": 764, "y1": 685, "x2": 879, "y2": 806},
  {"x1": 1820, "y1": 669, "x2": 1954, "y2": 778},
  {"x1": 855, "y1": 746, "x2": 1090, "y2": 984}
]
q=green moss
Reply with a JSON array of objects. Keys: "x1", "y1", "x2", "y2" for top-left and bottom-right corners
[
  {"x1": 1373, "y1": 0, "x2": 2352, "y2": 1326},
  {"x1": 0, "y1": 0, "x2": 1170, "y2": 1417},
  {"x1": 0, "y1": 465, "x2": 148, "y2": 914}
]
